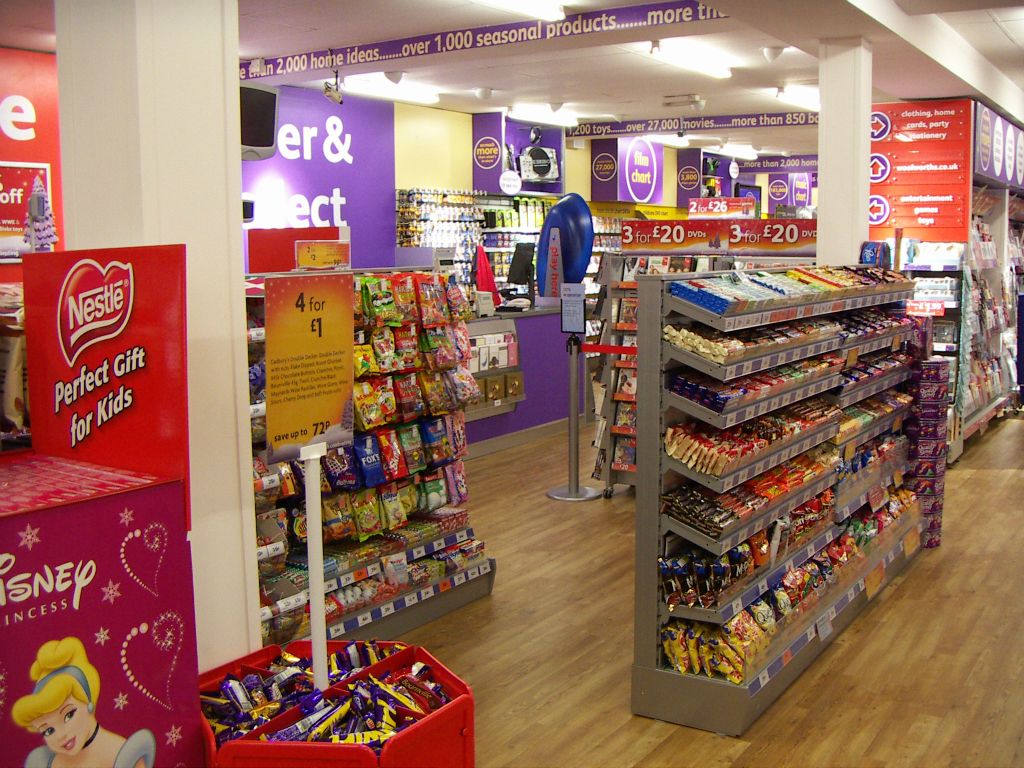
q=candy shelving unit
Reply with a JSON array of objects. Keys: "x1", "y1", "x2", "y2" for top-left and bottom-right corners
[
  {"x1": 246, "y1": 270, "x2": 496, "y2": 649},
  {"x1": 631, "y1": 268, "x2": 922, "y2": 735}
]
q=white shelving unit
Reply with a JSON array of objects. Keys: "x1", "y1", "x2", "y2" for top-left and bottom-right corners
[{"x1": 632, "y1": 268, "x2": 922, "y2": 735}]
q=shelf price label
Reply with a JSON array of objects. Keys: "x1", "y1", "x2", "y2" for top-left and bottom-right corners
[
  {"x1": 357, "y1": 612, "x2": 372, "y2": 627},
  {"x1": 264, "y1": 273, "x2": 354, "y2": 462},
  {"x1": 380, "y1": 603, "x2": 395, "y2": 617},
  {"x1": 906, "y1": 300, "x2": 946, "y2": 317}
]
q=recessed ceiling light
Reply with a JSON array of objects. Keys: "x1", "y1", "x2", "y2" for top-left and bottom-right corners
[
  {"x1": 776, "y1": 85, "x2": 820, "y2": 112},
  {"x1": 340, "y1": 73, "x2": 440, "y2": 105},
  {"x1": 472, "y1": 0, "x2": 565, "y2": 21},
  {"x1": 647, "y1": 38, "x2": 733, "y2": 79},
  {"x1": 508, "y1": 103, "x2": 579, "y2": 127}
]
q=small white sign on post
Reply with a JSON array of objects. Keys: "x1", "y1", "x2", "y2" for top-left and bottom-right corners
[{"x1": 560, "y1": 283, "x2": 586, "y2": 334}]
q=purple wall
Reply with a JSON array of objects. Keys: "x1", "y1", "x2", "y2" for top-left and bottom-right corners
[
  {"x1": 241, "y1": 87, "x2": 396, "y2": 268},
  {"x1": 467, "y1": 312, "x2": 583, "y2": 444},
  {"x1": 472, "y1": 112, "x2": 506, "y2": 192},
  {"x1": 590, "y1": 138, "x2": 618, "y2": 201},
  {"x1": 675, "y1": 148, "x2": 703, "y2": 206}
]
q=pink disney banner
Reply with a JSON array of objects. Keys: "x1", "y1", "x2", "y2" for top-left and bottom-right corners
[{"x1": 0, "y1": 464, "x2": 203, "y2": 768}]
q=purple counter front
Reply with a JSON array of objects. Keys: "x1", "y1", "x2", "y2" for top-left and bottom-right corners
[{"x1": 466, "y1": 311, "x2": 586, "y2": 445}]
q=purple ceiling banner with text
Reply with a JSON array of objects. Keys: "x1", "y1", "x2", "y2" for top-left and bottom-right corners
[
  {"x1": 590, "y1": 139, "x2": 619, "y2": 201},
  {"x1": 473, "y1": 112, "x2": 506, "y2": 193},
  {"x1": 618, "y1": 136, "x2": 663, "y2": 204},
  {"x1": 241, "y1": 87, "x2": 396, "y2": 268}
]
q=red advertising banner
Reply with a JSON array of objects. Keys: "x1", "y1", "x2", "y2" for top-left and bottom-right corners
[
  {"x1": 0, "y1": 461, "x2": 203, "y2": 767},
  {"x1": 869, "y1": 99, "x2": 972, "y2": 242},
  {"x1": 906, "y1": 299, "x2": 946, "y2": 317},
  {"x1": 0, "y1": 48, "x2": 63, "y2": 260},
  {"x1": 726, "y1": 219, "x2": 817, "y2": 254},
  {"x1": 621, "y1": 219, "x2": 727, "y2": 252},
  {"x1": 22, "y1": 246, "x2": 190, "y2": 519},
  {"x1": 687, "y1": 197, "x2": 756, "y2": 219}
]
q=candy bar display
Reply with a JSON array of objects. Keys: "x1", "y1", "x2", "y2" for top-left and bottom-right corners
[
  {"x1": 660, "y1": 482, "x2": 916, "y2": 685},
  {"x1": 669, "y1": 266, "x2": 912, "y2": 316},
  {"x1": 664, "y1": 398, "x2": 842, "y2": 478},
  {"x1": 246, "y1": 271, "x2": 492, "y2": 648},
  {"x1": 660, "y1": 445, "x2": 838, "y2": 540},
  {"x1": 833, "y1": 391, "x2": 914, "y2": 442},
  {"x1": 667, "y1": 353, "x2": 844, "y2": 413},
  {"x1": 833, "y1": 350, "x2": 913, "y2": 391},
  {"x1": 634, "y1": 267, "x2": 924, "y2": 733},
  {"x1": 201, "y1": 643, "x2": 468, "y2": 759},
  {"x1": 906, "y1": 357, "x2": 950, "y2": 548},
  {"x1": 660, "y1": 489, "x2": 835, "y2": 611},
  {"x1": 663, "y1": 317, "x2": 842, "y2": 365},
  {"x1": 396, "y1": 188, "x2": 482, "y2": 287}
]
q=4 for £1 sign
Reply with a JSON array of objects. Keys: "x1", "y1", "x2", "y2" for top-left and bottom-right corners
[{"x1": 264, "y1": 272, "x2": 354, "y2": 462}]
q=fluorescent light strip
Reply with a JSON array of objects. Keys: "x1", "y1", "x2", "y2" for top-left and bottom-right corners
[
  {"x1": 340, "y1": 73, "x2": 440, "y2": 105},
  {"x1": 508, "y1": 104, "x2": 578, "y2": 127},
  {"x1": 649, "y1": 40, "x2": 732, "y2": 79},
  {"x1": 776, "y1": 85, "x2": 820, "y2": 112},
  {"x1": 644, "y1": 134, "x2": 690, "y2": 149},
  {"x1": 471, "y1": 0, "x2": 565, "y2": 21}
]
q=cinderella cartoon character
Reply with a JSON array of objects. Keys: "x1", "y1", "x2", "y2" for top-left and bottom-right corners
[{"x1": 12, "y1": 637, "x2": 156, "y2": 768}]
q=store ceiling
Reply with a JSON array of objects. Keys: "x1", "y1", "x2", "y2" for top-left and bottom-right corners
[{"x1": 2, "y1": 1, "x2": 1022, "y2": 157}]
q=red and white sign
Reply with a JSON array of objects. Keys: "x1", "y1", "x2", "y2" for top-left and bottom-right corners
[
  {"x1": 727, "y1": 219, "x2": 816, "y2": 255},
  {"x1": 869, "y1": 99, "x2": 972, "y2": 243},
  {"x1": 0, "y1": 48, "x2": 63, "y2": 259},
  {"x1": 687, "y1": 197, "x2": 756, "y2": 219},
  {"x1": 23, "y1": 245, "x2": 190, "y2": 521},
  {"x1": 621, "y1": 219, "x2": 727, "y2": 252},
  {"x1": 906, "y1": 299, "x2": 946, "y2": 317}
]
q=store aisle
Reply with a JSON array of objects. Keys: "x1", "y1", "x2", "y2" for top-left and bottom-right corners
[{"x1": 402, "y1": 418, "x2": 1024, "y2": 768}]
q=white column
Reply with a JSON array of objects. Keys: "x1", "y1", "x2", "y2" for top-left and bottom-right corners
[
  {"x1": 817, "y1": 38, "x2": 872, "y2": 265},
  {"x1": 55, "y1": 0, "x2": 259, "y2": 668}
]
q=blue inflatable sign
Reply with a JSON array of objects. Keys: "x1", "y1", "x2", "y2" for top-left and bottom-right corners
[{"x1": 537, "y1": 193, "x2": 594, "y2": 297}]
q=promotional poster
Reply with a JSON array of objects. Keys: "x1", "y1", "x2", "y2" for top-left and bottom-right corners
[{"x1": 22, "y1": 245, "x2": 190, "y2": 519}]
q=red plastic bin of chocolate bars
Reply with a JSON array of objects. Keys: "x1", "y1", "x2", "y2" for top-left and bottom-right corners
[
  {"x1": 200, "y1": 641, "x2": 407, "y2": 767},
  {"x1": 198, "y1": 644, "x2": 284, "y2": 767},
  {"x1": 207, "y1": 644, "x2": 475, "y2": 768}
]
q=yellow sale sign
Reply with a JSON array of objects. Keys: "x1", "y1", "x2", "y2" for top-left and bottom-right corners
[{"x1": 264, "y1": 272, "x2": 353, "y2": 461}]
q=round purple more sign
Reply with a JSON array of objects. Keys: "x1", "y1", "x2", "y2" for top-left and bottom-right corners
[
  {"x1": 473, "y1": 136, "x2": 502, "y2": 170},
  {"x1": 978, "y1": 106, "x2": 992, "y2": 173},
  {"x1": 624, "y1": 137, "x2": 658, "y2": 204},
  {"x1": 677, "y1": 165, "x2": 700, "y2": 190},
  {"x1": 768, "y1": 178, "x2": 789, "y2": 201}
]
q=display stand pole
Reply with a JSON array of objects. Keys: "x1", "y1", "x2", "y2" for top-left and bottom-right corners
[
  {"x1": 300, "y1": 442, "x2": 330, "y2": 691},
  {"x1": 547, "y1": 333, "x2": 601, "y2": 502}
]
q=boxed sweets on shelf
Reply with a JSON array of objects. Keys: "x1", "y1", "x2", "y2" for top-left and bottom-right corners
[
  {"x1": 663, "y1": 398, "x2": 842, "y2": 478},
  {"x1": 663, "y1": 317, "x2": 842, "y2": 365},
  {"x1": 834, "y1": 308, "x2": 913, "y2": 344},
  {"x1": 834, "y1": 350, "x2": 913, "y2": 390},
  {"x1": 667, "y1": 353, "x2": 845, "y2": 413},
  {"x1": 659, "y1": 445, "x2": 839, "y2": 540},
  {"x1": 668, "y1": 267, "x2": 912, "y2": 316},
  {"x1": 833, "y1": 391, "x2": 914, "y2": 441}
]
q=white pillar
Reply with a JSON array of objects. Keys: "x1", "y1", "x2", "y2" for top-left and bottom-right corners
[
  {"x1": 817, "y1": 38, "x2": 872, "y2": 265},
  {"x1": 55, "y1": 0, "x2": 260, "y2": 669}
]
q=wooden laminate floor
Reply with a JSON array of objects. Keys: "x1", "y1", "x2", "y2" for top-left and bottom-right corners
[{"x1": 402, "y1": 416, "x2": 1024, "y2": 767}]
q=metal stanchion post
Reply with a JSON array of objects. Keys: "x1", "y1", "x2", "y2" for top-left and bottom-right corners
[{"x1": 547, "y1": 333, "x2": 601, "y2": 502}]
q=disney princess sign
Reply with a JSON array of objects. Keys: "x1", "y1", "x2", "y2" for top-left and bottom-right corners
[{"x1": 0, "y1": 458, "x2": 203, "y2": 767}]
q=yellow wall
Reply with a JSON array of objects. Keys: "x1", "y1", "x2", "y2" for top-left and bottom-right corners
[
  {"x1": 564, "y1": 141, "x2": 591, "y2": 198},
  {"x1": 394, "y1": 103, "x2": 473, "y2": 189}
]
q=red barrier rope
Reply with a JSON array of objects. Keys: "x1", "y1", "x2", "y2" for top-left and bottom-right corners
[{"x1": 582, "y1": 343, "x2": 636, "y2": 356}]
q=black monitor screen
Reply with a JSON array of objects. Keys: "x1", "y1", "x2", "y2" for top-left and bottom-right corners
[
  {"x1": 240, "y1": 86, "x2": 278, "y2": 148},
  {"x1": 507, "y1": 244, "x2": 535, "y2": 285}
]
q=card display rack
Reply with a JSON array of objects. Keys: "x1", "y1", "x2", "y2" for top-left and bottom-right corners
[{"x1": 632, "y1": 269, "x2": 921, "y2": 735}]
